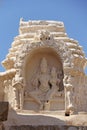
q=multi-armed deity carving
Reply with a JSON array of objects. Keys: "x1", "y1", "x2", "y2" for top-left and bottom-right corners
[
  {"x1": 0, "y1": 20, "x2": 87, "y2": 113},
  {"x1": 25, "y1": 57, "x2": 64, "y2": 110}
]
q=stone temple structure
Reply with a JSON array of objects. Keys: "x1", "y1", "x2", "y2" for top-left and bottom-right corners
[{"x1": 0, "y1": 19, "x2": 87, "y2": 129}]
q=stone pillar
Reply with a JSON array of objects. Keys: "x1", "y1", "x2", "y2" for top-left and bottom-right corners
[{"x1": 13, "y1": 83, "x2": 24, "y2": 110}]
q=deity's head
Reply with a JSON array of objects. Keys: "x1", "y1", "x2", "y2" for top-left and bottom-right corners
[
  {"x1": 51, "y1": 67, "x2": 56, "y2": 77},
  {"x1": 40, "y1": 57, "x2": 47, "y2": 73}
]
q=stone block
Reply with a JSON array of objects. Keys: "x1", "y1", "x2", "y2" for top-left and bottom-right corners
[
  {"x1": 9, "y1": 125, "x2": 87, "y2": 130},
  {"x1": 0, "y1": 102, "x2": 9, "y2": 121}
]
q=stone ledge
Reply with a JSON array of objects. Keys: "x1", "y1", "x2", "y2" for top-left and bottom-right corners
[{"x1": 9, "y1": 125, "x2": 87, "y2": 130}]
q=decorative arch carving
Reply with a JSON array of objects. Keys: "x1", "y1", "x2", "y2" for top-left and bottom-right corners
[
  {"x1": 12, "y1": 31, "x2": 73, "y2": 110},
  {"x1": 15, "y1": 39, "x2": 72, "y2": 71},
  {"x1": 14, "y1": 38, "x2": 73, "y2": 89}
]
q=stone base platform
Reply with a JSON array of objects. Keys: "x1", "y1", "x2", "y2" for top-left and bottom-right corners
[
  {"x1": 3, "y1": 109, "x2": 87, "y2": 130},
  {"x1": 17, "y1": 110, "x2": 65, "y2": 115},
  {"x1": 9, "y1": 125, "x2": 87, "y2": 130}
]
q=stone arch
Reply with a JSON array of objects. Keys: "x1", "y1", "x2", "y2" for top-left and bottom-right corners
[
  {"x1": 23, "y1": 47, "x2": 64, "y2": 91},
  {"x1": 14, "y1": 40, "x2": 72, "y2": 110},
  {"x1": 14, "y1": 40, "x2": 72, "y2": 86}
]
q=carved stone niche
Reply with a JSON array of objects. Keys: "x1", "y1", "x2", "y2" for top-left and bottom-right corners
[{"x1": 22, "y1": 47, "x2": 64, "y2": 111}]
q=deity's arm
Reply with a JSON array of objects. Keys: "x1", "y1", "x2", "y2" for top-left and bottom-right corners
[
  {"x1": 31, "y1": 74, "x2": 39, "y2": 89},
  {"x1": 56, "y1": 78, "x2": 61, "y2": 89}
]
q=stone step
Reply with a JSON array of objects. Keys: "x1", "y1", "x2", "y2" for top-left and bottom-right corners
[
  {"x1": 17, "y1": 110, "x2": 65, "y2": 116},
  {"x1": 9, "y1": 125, "x2": 86, "y2": 130}
]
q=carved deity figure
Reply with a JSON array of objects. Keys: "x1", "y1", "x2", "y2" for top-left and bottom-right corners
[
  {"x1": 12, "y1": 69, "x2": 24, "y2": 110},
  {"x1": 64, "y1": 75, "x2": 74, "y2": 113},
  {"x1": 13, "y1": 83, "x2": 24, "y2": 110},
  {"x1": 45, "y1": 67, "x2": 60, "y2": 101},
  {"x1": 29, "y1": 57, "x2": 50, "y2": 110},
  {"x1": 29, "y1": 58, "x2": 61, "y2": 110}
]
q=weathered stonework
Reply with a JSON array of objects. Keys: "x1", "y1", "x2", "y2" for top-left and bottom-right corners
[
  {"x1": 9, "y1": 125, "x2": 87, "y2": 130},
  {"x1": 0, "y1": 102, "x2": 8, "y2": 121},
  {"x1": 0, "y1": 19, "x2": 87, "y2": 129},
  {"x1": 0, "y1": 102, "x2": 9, "y2": 130}
]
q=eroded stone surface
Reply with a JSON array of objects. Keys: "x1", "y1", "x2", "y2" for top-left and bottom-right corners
[
  {"x1": 9, "y1": 125, "x2": 87, "y2": 130},
  {"x1": 0, "y1": 20, "x2": 87, "y2": 129},
  {"x1": 0, "y1": 102, "x2": 9, "y2": 121}
]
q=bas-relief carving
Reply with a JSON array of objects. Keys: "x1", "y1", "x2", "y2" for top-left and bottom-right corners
[
  {"x1": 13, "y1": 83, "x2": 24, "y2": 110},
  {"x1": 64, "y1": 75, "x2": 74, "y2": 113},
  {"x1": 0, "y1": 20, "x2": 87, "y2": 114},
  {"x1": 0, "y1": 69, "x2": 16, "y2": 105},
  {"x1": 34, "y1": 30, "x2": 54, "y2": 43},
  {"x1": 11, "y1": 69, "x2": 25, "y2": 109},
  {"x1": 1, "y1": 20, "x2": 87, "y2": 130},
  {"x1": 4, "y1": 79, "x2": 16, "y2": 109},
  {"x1": 14, "y1": 30, "x2": 73, "y2": 76},
  {"x1": 24, "y1": 57, "x2": 64, "y2": 110}
]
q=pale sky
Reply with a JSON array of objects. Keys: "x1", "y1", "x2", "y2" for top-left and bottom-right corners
[{"x1": 0, "y1": 0, "x2": 87, "y2": 72}]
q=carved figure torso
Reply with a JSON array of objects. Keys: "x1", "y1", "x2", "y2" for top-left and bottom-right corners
[
  {"x1": 50, "y1": 67, "x2": 60, "y2": 89},
  {"x1": 25, "y1": 57, "x2": 64, "y2": 110},
  {"x1": 38, "y1": 73, "x2": 50, "y2": 92},
  {"x1": 31, "y1": 57, "x2": 50, "y2": 93}
]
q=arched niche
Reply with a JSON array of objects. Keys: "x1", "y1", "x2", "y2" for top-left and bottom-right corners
[
  {"x1": 23, "y1": 47, "x2": 63, "y2": 91},
  {"x1": 22, "y1": 47, "x2": 65, "y2": 110}
]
